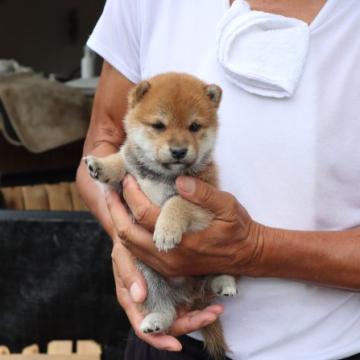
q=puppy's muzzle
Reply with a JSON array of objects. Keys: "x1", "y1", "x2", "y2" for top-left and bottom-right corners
[{"x1": 170, "y1": 147, "x2": 188, "y2": 160}]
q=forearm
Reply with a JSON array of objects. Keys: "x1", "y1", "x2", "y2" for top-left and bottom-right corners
[
  {"x1": 76, "y1": 61, "x2": 133, "y2": 239},
  {"x1": 76, "y1": 142, "x2": 118, "y2": 238},
  {"x1": 250, "y1": 223, "x2": 360, "y2": 290}
]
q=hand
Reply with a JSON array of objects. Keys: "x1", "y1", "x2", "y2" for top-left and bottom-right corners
[
  {"x1": 108, "y1": 195, "x2": 224, "y2": 352},
  {"x1": 114, "y1": 175, "x2": 264, "y2": 277}
]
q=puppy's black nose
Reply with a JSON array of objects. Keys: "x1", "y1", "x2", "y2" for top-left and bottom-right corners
[{"x1": 170, "y1": 148, "x2": 188, "y2": 160}]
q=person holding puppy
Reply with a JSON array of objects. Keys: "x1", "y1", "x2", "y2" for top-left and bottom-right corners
[{"x1": 76, "y1": 0, "x2": 360, "y2": 359}]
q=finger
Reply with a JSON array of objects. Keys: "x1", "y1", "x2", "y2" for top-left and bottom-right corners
[
  {"x1": 107, "y1": 190, "x2": 166, "y2": 272},
  {"x1": 106, "y1": 189, "x2": 153, "y2": 246},
  {"x1": 106, "y1": 189, "x2": 133, "y2": 232},
  {"x1": 170, "y1": 305, "x2": 224, "y2": 337},
  {"x1": 121, "y1": 225, "x2": 180, "y2": 275},
  {"x1": 177, "y1": 304, "x2": 224, "y2": 318},
  {"x1": 122, "y1": 226, "x2": 210, "y2": 277},
  {"x1": 129, "y1": 320, "x2": 182, "y2": 351},
  {"x1": 124, "y1": 238, "x2": 171, "y2": 274},
  {"x1": 176, "y1": 177, "x2": 236, "y2": 219},
  {"x1": 136, "y1": 330, "x2": 183, "y2": 352},
  {"x1": 112, "y1": 241, "x2": 147, "y2": 303},
  {"x1": 122, "y1": 175, "x2": 160, "y2": 230}
]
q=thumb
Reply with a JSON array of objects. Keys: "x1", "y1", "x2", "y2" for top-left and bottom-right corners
[
  {"x1": 112, "y1": 240, "x2": 147, "y2": 304},
  {"x1": 176, "y1": 176, "x2": 235, "y2": 218}
]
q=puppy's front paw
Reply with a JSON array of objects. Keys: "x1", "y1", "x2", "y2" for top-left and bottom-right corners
[
  {"x1": 211, "y1": 275, "x2": 238, "y2": 297},
  {"x1": 84, "y1": 156, "x2": 105, "y2": 181},
  {"x1": 140, "y1": 312, "x2": 170, "y2": 334},
  {"x1": 153, "y1": 219, "x2": 183, "y2": 252},
  {"x1": 83, "y1": 155, "x2": 124, "y2": 186}
]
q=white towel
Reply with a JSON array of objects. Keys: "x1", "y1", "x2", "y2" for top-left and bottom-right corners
[
  {"x1": 0, "y1": 59, "x2": 32, "y2": 76},
  {"x1": 217, "y1": 0, "x2": 310, "y2": 98}
]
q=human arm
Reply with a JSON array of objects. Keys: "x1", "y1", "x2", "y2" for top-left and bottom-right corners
[
  {"x1": 76, "y1": 61, "x2": 129, "y2": 235},
  {"x1": 115, "y1": 175, "x2": 360, "y2": 290}
]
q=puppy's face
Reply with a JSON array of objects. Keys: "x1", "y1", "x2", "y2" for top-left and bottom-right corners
[{"x1": 124, "y1": 73, "x2": 222, "y2": 176}]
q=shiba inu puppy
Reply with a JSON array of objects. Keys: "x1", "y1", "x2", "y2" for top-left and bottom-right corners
[{"x1": 84, "y1": 73, "x2": 237, "y2": 359}]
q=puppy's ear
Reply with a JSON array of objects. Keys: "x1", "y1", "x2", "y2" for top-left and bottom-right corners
[
  {"x1": 128, "y1": 80, "x2": 151, "y2": 108},
  {"x1": 205, "y1": 84, "x2": 222, "y2": 108}
]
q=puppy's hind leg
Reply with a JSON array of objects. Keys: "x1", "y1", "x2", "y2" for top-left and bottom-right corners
[
  {"x1": 138, "y1": 262, "x2": 177, "y2": 334},
  {"x1": 140, "y1": 309, "x2": 176, "y2": 334},
  {"x1": 211, "y1": 275, "x2": 238, "y2": 297}
]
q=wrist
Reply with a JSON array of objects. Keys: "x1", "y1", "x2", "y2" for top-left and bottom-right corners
[
  {"x1": 242, "y1": 224, "x2": 315, "y2": 280},
  {"x1": 233, "y1": 218, "x2": 360, "y2": 288},
  {"x1": 239, "y1": 221, "x2": 272, "y2": 277}
]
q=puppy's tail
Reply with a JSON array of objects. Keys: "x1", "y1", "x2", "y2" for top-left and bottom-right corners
[{"x1": 201, "y1": 319, "x2": 228, "y2": 360}]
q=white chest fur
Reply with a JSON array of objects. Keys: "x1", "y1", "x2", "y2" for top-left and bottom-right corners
[
  {"x1": 122, "y1": 144, "x2": 177, "y2": 207},
  {"x1": 136, "y1": 177, "x2": 176, "y2": 207}
]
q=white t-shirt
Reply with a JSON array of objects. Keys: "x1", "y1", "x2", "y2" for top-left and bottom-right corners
[{"x1": 88, "y1": 1, "x2": 360, "y2": 359}]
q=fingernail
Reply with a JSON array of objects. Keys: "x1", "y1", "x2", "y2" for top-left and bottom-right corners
[
  {"x1": 177, "y1": 177, "x2": 196, "y2": 194},
  {"x1": 130, "y1": 282, "x2": 143, "y2": 303}
]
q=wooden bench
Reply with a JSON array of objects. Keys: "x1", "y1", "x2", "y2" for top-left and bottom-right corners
[{"x1": 0, "y1": 341, "x2": 101, "y2": 360}]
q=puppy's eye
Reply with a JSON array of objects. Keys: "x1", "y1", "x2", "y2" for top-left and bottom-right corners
[
  {"x1": 151, "y1": 121, "x2": 166, "y2": 130},
  {"x1": 189, "y1": 122, "x2": 202, "y2": 133}
]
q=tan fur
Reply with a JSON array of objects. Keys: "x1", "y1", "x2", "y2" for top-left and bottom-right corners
[
  {"x1": 198, "y1": 162, "x2": 219, "y2": 187},
  {"x1": 153, "y1": 195, "x2": 214, "y2": 250},
  {"x1": 124, "y1": 73, "x2": 220, "y2": 176},
  {"x1": 84, "y1": 73, "x2": 234, "y2": 360},
  {"x1": 202, "y1": 320, "x2": 229, "y2": 360},
  {"x1": 194, "y1": 295, "x2": 228, "y2": 360}
]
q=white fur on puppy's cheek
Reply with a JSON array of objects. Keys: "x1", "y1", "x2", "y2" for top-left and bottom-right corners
[
  {"x1": 128, "y1": 126, "x2": 157, "y2": 162},
  {"x1": 197, "y1": 129, "x2": 217, "y2": 163},
  {"x1": 158, "y1": 146, "x2": 172, "y2": 163},
  {"x1": 186, "y1": 146, "x2": 196, "y2": 163}
]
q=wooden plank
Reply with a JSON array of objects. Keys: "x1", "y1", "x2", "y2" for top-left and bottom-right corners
[
  {"x1": 76, "y1": 342, "x2": 101, "y2": 355},
  {"x1": 0, "y1": 355, "x2": 99, "y2": 360},
  {"x1": 0, "y1": 347, "x2": 10, "y2": 355},
  {"x1": 1, "y1": 187, "x2": 24, "y2": 210},
  {"x1": 47, "y1": 341, "x2": 72, "y2": 355},
  {"x1": 22, "y1": 345, "x2": 39, "y2": 355},
  {"x1": 22, "y1": 185, "x2": 49, "y2": 210},
  {"x1": 69, "y1": 183, "x2": 88, "y2": 211},
  {"x1": 46, "y1": 183, "x2": 73, "y2": 211}
]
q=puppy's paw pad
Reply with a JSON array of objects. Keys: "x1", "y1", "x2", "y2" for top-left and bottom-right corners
[
  {"x1": 140, "y1": 314, "x2": 167, "y2": 334},
  {"x1": 153, "y1": 223, "x2": 183, "y2": 252},
  {"x1": 83, "y1": 156, "x2": 104, "y2": 181},
  {"x1": 217, "y1": 286, "x2": 238, "y2": 297},
  {"x1": 211, "y1": 275, "x2": 238, "y2": 297}
]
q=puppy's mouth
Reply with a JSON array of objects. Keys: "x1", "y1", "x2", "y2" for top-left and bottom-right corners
[{"x1": 160, "y1": 160, "x2": 194, "y2": 170}]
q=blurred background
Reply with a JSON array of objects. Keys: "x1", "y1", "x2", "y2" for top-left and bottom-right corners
[
  {"x1": 0, "y1": 0, "x2": 104, "y2": 75},
  {"x1": 0, "y1": 1, "x2": 130, "y2": 358},
  {"x1": 0, "y1": 0, "x2": 104, "y2": 184}
]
